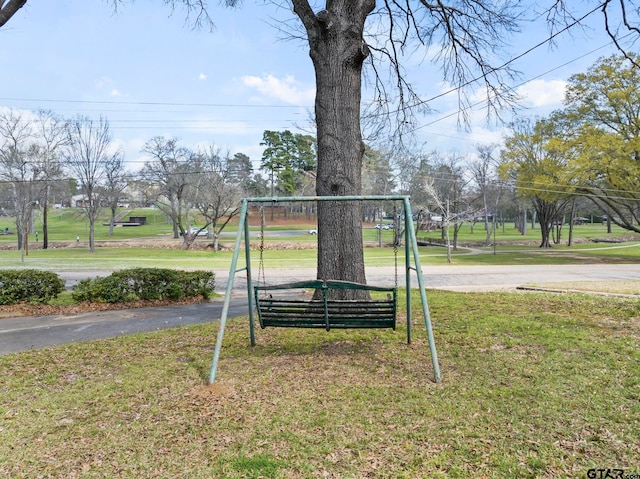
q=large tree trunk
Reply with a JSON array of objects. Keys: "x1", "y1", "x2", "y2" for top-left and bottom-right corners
[
  {"x1": 482, "y1": 191, "x2": 490, "y2": 245},
  {"x1": 88, "y1": 206, "x2": 97, "y2": 253},
  {"x1": 533, "y1": 198, "x2": 555, "y2": 248},
  {"x1": 567, "y1": 198, "x2": 575, "y2": 247},
  {"x1": 42, "y1": 203, "x2": 49, "y2": 249},
  {"x1": 109, "y1": 206, "x2": 116, "y2": 236},
  {"x1": 295, "y1": 1, "x2": 374, "y2": 298}
]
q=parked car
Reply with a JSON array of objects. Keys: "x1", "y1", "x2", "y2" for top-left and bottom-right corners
[
  {"x1": 308, "y1": 228, "x2": 318, "y2": 235},
  {"x1": 375, "y1": 223, "x2": 393, "y2": 230},
  {"x1": 189, "y1": 227, "x2": 208, "y2": 236}
]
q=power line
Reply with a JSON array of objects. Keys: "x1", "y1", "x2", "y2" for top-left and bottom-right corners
[
  {"x1": 2, "y1": 6, "x2": 605, "y2": 122},
  {"x1": 0, "y1": 2, "x2": 627, "y2": 151},
  {"x1": 400, "y1": 3, "x2": 606, "y2": 113},
  {"x1": 0, "y1": 97, "x2": 311, "y2": 109},
  {"x1": 2, "y1": 167, "x2": 639, "y2": 200},
  {"x1": 109, "y1": 124, "x2": 296, "y2": 131},
  {"x1": 0, "y1": 6, "x2": 613, "y2": 147},
  {"x1": 412, "y1": 32, "x2": 627, "y2": 135}
]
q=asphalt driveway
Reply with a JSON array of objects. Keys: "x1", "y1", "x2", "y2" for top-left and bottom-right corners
[{"x1": 0, "y1": 299, "x2": 248, "y2": 356}]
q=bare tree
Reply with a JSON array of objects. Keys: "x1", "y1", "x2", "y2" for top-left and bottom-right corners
[
  {"x1": 30, "y1": 110, "x2": 68, "y2": 249},
  {"x1": 64, "y1": 116, "x2": 113, "y2": 253},
  {"x1": 469, "y1": 144, "x2": 503, "y2": 246},
  {"x1": 193, "y1": 144, "x2": 243, "y2": 251},
  {"x1": 430, "y1": 155, "x2": 470, "y2": 251},
  {"x1": 423, "y1": 178, "x2": 466, "y2": 264},
  {"x1": 397, "y1": 152, "x2": 439, "y2": 207},
  {"x1": 139, "y1": 136, "x2": 199, "y2": 249},
  {"x1": 361, "y1": 146, "x2": 394, "y2": 226},
  {"x1": 0, "y1": 109, "x2": 37, "y2": 253},
  {"x1": 102, "y1": 150, "x2": 128, "y2": 236}
]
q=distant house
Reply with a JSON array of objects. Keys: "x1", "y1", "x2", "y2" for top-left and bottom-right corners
[{"x1": 72, "y1": 194, "x2": 88, "y2": 208}]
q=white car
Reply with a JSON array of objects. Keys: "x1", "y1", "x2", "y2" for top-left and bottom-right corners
[
  {"x1": 189, "y1": 227, "x2": 208, "y2": 236},
  {"x1": 375, "y1": 223, "x2": 393, "y2": 230},
  {"x1": 308, "y1": 228, "x2": 318, "y2": 235}
]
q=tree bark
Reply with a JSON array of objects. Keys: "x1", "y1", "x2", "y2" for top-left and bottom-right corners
[
  {"x1": 293, "y1": 1, "x2": 374, "y2": 298},
  {"x1": 0, "y1": 0, "x2": 26, "y2": 28},
  {"x1": 567, "y1": 198, "x2": 576, "y2": 246},
  {"x1": 109, "y1": 206, "x2": 116, "y2": 236},
  {"x1": 42, "y1": 203, "x2": 49, "y2": 249},
  {"x1": 533, "y1": 198, "x2": 555, "y2": 248}
]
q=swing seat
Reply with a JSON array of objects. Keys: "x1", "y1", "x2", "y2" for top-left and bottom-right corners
[{"x1": 254, "y1": 280, "x2": 397, "y2": 330}]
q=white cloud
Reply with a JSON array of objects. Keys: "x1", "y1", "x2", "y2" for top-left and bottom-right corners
[
  {"x1": 241, "y1": 74, "x2": 315, "y2": 105},
  {"x1": 465, "y1": 126, "x2": 505, "y2": 147},
  {"x1": 516, "y1": 79, "x2": 567, "y2": 108},
  {"x1": 417, "y1": 79, "x2": 568, "y2": 155},
  {"x1": 94, "y1": 77, "x2": 125, "y2": 98},
  {"x1": 0, "y1": 106, "x2": 38, "y2": 121},
  {"x1": 199, "y1": 73, "x2": 207, "y2": 80}
]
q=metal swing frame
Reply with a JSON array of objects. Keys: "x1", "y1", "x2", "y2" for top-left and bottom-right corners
[{"x1": 208, "y1": 195, "x2": 441, "y2": 384}]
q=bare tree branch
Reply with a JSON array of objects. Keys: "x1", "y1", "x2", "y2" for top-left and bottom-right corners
[{"x1": 0, "y1": 0, "x2": 26, "y2": 28}]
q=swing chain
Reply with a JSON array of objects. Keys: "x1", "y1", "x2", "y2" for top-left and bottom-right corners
[
  {"x1": 257, "y1": 206, "x2": 266, "y2": 289},
  {"x1": 393, "y1": 211, "x2": 399, "y2": 289},
  {"x1": 393, "y1": 228, "x2": 398, "y2": 289}
]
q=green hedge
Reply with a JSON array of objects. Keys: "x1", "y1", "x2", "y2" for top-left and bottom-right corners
[
  {"x1": 0, "y1": 270, "x2": 65, "y2": 305},
  {"x1": 71, "y1": 268, "x2": 215, "y2": 303}
]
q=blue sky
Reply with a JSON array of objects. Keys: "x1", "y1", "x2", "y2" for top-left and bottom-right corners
[{"x1": 0, "y1": 1, "x2": 623, "y2": 173}]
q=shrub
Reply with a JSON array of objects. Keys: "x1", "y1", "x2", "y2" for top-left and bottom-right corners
[
  {"x1": 71, "y1": 268, "x2": 215, "y2": 303},
  {"x1": 71, "y1": 276, "x2": 135, "y2": 303},
  {"x1": 178, "y1": 270, "x2": 216, "y2": 300},
  {"x1": 0, "y1": 270, "x2": 65, "y2": 305},
  {"x1": 116, "y1": 268, "x2": 182, "y2": 301}
]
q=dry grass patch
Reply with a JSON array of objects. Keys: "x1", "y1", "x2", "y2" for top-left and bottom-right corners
[{"x1": 0, "y1": 296, "x2": 210, "y2": 319}]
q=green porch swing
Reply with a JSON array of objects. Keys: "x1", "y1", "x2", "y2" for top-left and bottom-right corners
[
  {"x1": 208, "y1": 195, "x2": 441, "y2": 384},
  {"x1": 252, "y1": 204, "x2": 399, "y2": 331}
]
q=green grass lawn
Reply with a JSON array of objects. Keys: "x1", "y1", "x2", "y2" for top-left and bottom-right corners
[
  {"x1": 1, "y1": 290, "x2": 638, "y2": 478},
  {"x1": 416, "y1": 222, "x2": 636, "y2": 244},
  {"x1": 0, "y1": 208, "x2": 177, "y2": 243},
  {"x1": 0, "y1": 205, "x2": 638, "y2": 269},
  {"x1": 1, "y1": 207, "x2": 637, "y2": 246},
  {"x1": 1, "y1": 209, "x2": 639, "y2": 477},
  {"x1": 2, "y1": 239, "x2": 639, "y2": 272}
]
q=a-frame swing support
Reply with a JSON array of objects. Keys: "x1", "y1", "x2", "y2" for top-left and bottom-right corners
[{"x1": 208, "y1": 195, "x2": 441, "y2": 384}]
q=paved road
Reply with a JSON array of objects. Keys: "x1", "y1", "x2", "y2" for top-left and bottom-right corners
[
  {"x1": 216, "y1": 263, "x2": 640, "y2": 292},
  {"x1": 1, "y1": 263, "x2": 639, "y2": 356},
  {"x1": 0, "y1": 299, "x2": 248, "y2": 356}
]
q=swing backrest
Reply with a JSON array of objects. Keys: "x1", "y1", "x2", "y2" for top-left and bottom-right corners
[{"x1": 254, "y1": 279, "x2": 397, "y2": 330}]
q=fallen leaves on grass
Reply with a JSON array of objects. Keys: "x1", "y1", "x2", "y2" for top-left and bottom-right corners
[{"x1": 0, "y1": 296, "x2": 210, "y2": 319}]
